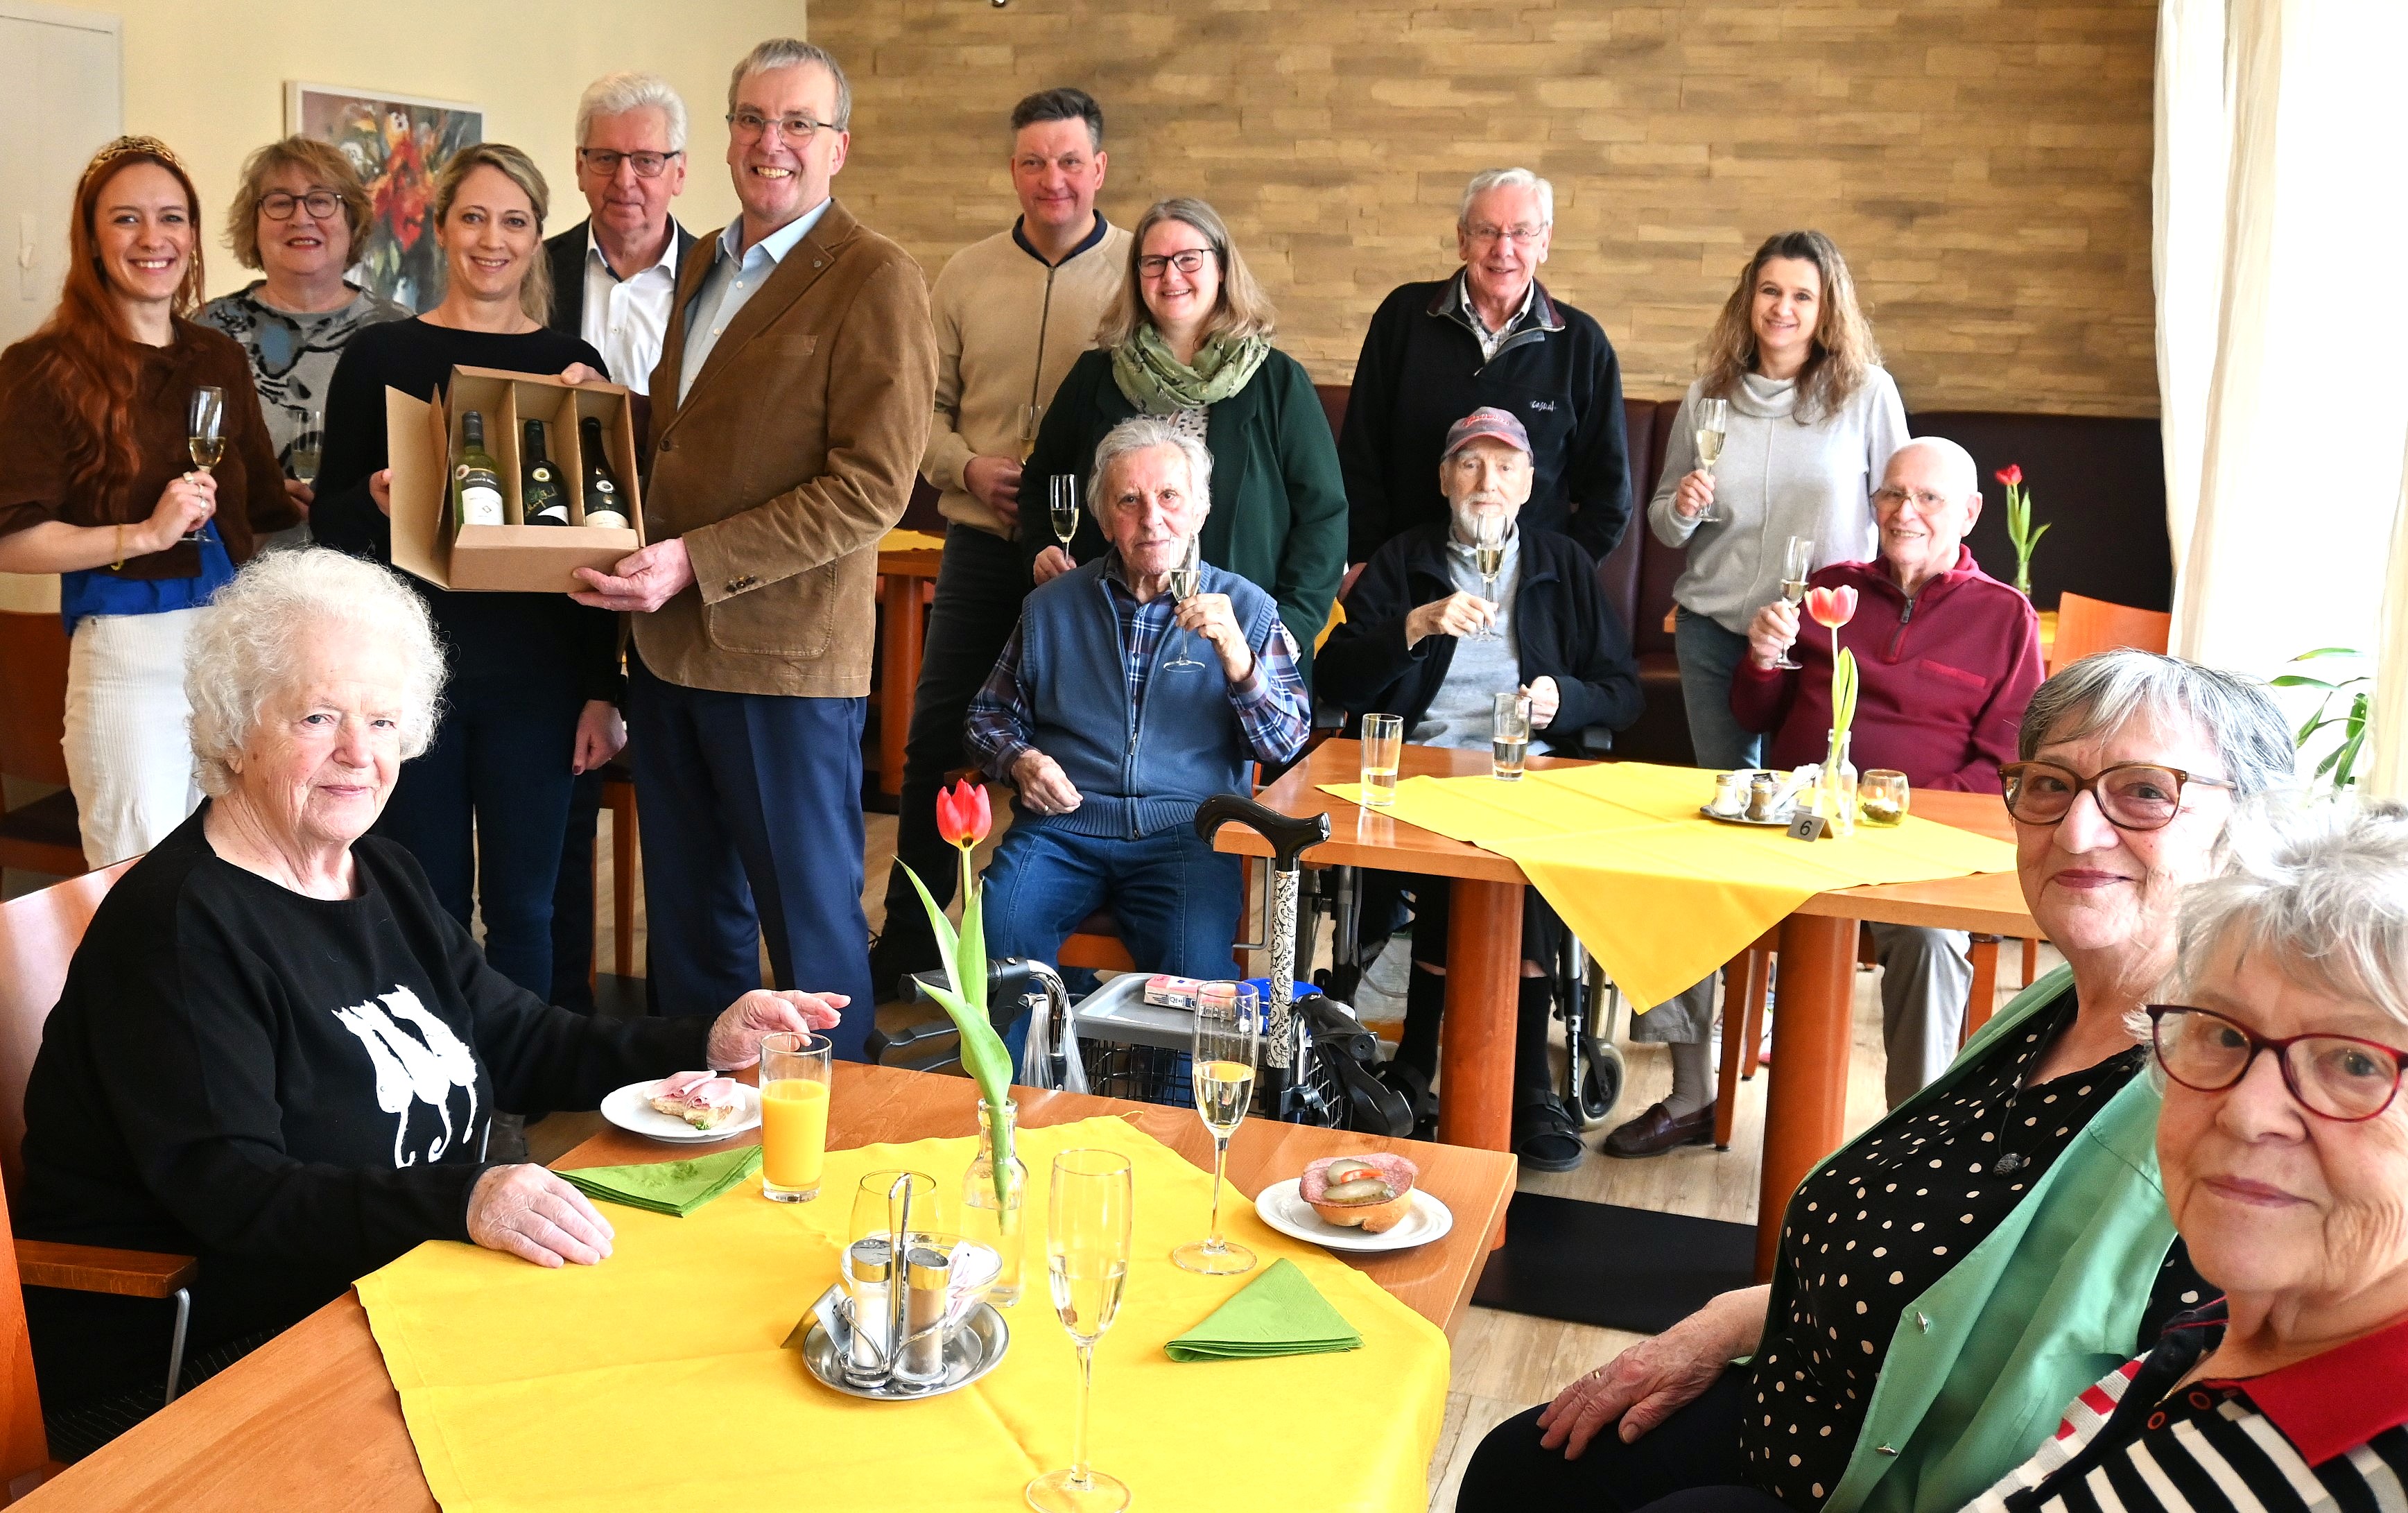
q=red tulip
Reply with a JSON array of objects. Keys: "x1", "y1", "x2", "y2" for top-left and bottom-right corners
[
  {"x1": 936, "y1": 778, "x2": 991, "y2": 850},
  {"x1": 1995, "y1": 463, "x2": 2023, "y2": 487},
  {"x1": 1805, "y1": 584, "x2": 1858, "y2": 630}
]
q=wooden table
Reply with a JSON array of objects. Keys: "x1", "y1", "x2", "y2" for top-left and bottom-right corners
[
  {"x1": 25, "y1": 1062, "x2": 1512, "y2": 1512},
  {"x1": 874, "y1": 533, "x2": 946, "y2": 803},
  {"x1": 1210, "y1": 742, "x2": 2038, "y2": 1277}
]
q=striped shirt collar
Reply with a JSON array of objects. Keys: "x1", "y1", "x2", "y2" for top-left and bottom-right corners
[{"x1": 2205, "y1": 1305, "x2": 2408, "y2": 1466}]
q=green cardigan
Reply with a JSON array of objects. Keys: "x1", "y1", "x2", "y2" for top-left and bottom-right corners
[
  {"x1": 1773, "y1": 965, "x2": 2177, "y2": 1513},
  {"x1": 1020, "y1": 345, "x2": 1348, "y2": 685}
]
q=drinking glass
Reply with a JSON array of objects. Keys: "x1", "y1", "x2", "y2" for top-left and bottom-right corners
[
  {"x1": 1360, "y1": 714, "x2": 1403, "y2": 807},
  {"x1": 1773, "y1": 535, "x2": 1815, "y2": 670},
  {"x1": 759, "y1": 1030, "x2": 833, "y2": 1202},
  {"x1": 844, "y1": 1170, "x2": 940, "y2": 1371},
  {"x1": 1028, "y1": 1149, "x2": 1134, "y2": 1513},
  {"x1": 1493, "y1": 691, "x2": 1532, "y2": 781},
  {"x1": 1173, "y1": 983, "x2": 1258, "y2": 1275},
  {"x1": 1048, "y1": 474, "x2": 1080, "y2": 561},
  {"x1": 288, "y1": 408, "x2": 324, "y2": 486},
  {"x1": 1471, "y1": 511, "x2": 1507, "y2": 639},
  {"x1": 1692, "y1": 397, "x2": 1731, "y2": 524},
  {"x1": 1161, "y1": 535, "x2": 1207, "y2": 672},
  {"x1": 184, "y1": 386, "x2": 225, "y2": 542},
  {"x1": 1019, "y1": 403, "x2": 1044, "y2": 462},
  {"x1": 1860, "y1": 770, "x2": 1910, "y2": 828}
]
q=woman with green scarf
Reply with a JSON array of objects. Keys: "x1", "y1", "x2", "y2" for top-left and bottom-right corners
[{"x1": 1021, "y1": 196, "x2": 1346, "y2": 685}]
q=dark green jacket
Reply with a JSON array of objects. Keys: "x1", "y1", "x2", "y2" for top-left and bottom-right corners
[{"x1": 1020, "y1": 345, "x2": 1347, "y2": 685}]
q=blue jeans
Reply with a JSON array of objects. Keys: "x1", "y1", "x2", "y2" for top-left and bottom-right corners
[
  {"x1": 1673, "y1": 607, "x2": 1762, "y2": 772},
  {"x1": 984, "y1": 820, "x2": 1243, "y2": 1060}
]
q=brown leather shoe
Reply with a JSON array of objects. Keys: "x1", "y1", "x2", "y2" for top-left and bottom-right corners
[{"x1": 1601, "y1": 1100, "x2": 1715, "y2": 1158}]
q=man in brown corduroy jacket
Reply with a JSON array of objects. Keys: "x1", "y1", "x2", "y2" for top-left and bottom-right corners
[{"x1": 573, "y1": 37, "x2": 936, "y2": 1055}]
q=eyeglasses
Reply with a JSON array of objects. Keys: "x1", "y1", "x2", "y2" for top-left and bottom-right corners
[
  {"x1": 2147, "y1": 1004, "x2": 2408, "y2": 1121},
  {"x1": 727, "y1": 110, "x2": 838, "y2": 141},
  {"x1": 1136, "y1": 248, "x2": 1214, "y2": 279},
  {"x1": 259, "y1": 191, "x2": 343, "y2": 222},
  {"x1": 1871, "y1": 485, "x2": 1956, "y2": 511},
  {"x1": 1464, "y1": 223, "x2": 1545, "y2": 247},
  {"x1": 577, "y1": 148, "x2": 683, "y2": 178},
  {"x1": 1998, "y1": 760, "x2": 2234, "y2": 831}
]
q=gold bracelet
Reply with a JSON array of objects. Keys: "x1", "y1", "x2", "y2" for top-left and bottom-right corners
[{"x1": 112, "y1": 524, "x2": 125, "y2": 571}]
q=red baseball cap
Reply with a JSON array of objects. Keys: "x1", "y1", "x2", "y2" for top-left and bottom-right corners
[{"x1": 1441, "y1": 406, "x2": 1534, "y2": 460}]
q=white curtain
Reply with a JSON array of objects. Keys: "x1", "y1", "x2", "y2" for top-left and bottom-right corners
[{"x1": 2157, "y1": 0, "x2": 2408, "y2": 694}]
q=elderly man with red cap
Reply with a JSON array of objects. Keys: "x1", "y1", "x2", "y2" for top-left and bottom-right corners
[{"x1": 1319, "y1": 406, "x2": 1643, "y2": 1170}]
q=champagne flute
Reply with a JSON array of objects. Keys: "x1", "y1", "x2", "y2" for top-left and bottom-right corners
[
  {"x1": 1172, "y1": 982, "x2": 1258, "y2": 1275},
  {"x1": 1161, "y1": 535, "x2": 1207, "y2": 672},
  {"x1": 1048, "y1": 474, "x2": 1080, "y2": 562},
  {"x1": 287, "y1": 408, "x2": 324, "y2": 486},
  {"x1": 1471, "y1": 510, "x2": 1507, "y2": 639},
  {"x1": 183, "y1": 386, "x2": 225, "y2": 543},
  {"x1": 1019, "y1": 402, "x2": 1044, "y2": 462},
  {"x1": 1691, "y1": 396, "x2": 1730, "y2": 524},
  {"x1": 1772, "y1": 535, "x2": 1814, "y2": 671},
  {"x1": 1028, "y1": 1149, "x2": 1134, "y2": 1513}
]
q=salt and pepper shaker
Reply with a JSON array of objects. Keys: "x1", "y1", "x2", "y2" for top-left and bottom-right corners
[
  {"x1": 844, "y1": 1238, "x2": 892, "y2": 1373},
  {"x1": 899, "y1": 1245, "x2": 952, "y2": 1384}
]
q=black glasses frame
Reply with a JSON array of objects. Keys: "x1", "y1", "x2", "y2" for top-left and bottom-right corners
[
  {"x1": 259, "y1": 190, "x2": 344, "y2": 222},
  {"x1": 575, "y1": 148, "x2": 684, "y2": 179},
  {"x1": 2145, "y1": 1003, "x2": 2408, "y2": 1122},
  {"x1": 1998, "y1": 759, "x2": 2235, "y2": 832}
]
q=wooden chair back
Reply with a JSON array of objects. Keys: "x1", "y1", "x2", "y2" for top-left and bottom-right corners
[
  {"x1": 2049, "y1": 592, "x2": 2172, "y2": 673},
  {"x1": 0, "y1": 1164, "x2": 49, "y2": 1496},
  {"x1": 0, "y1": 614, "x2": 70, "y2": 789},
  {"x1": 0, "y1": 862, "x2": 133, "y2": 1200}
]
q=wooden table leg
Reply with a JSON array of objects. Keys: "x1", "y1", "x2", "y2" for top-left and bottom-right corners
[
  {"x1": 1756, "y1": 913, "x2": 1858, "y2": 1280},
  {"x1": 877, "y1": 573, "x2": 925, "y2": 799},
  {"x1": 1438, "y1": 879, "x2": 1521, "y2": 1251}
]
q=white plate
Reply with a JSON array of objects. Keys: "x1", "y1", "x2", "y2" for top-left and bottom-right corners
[
  {"x1": 1252, "y1": 1178, "x2": 1453, "y2": 1253},
  {"x1": 600, "y1": 1080, "x2": 763, "y2": 1143}
]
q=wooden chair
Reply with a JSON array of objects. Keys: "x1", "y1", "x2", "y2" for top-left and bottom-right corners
[
  {"x1": 2048, "y1": 592, "x2": 2171, "y2": 673},
  {"x1": 0, "y1": 613, "x2": 84, "y2": 880},
  {"x1": 598, "y1": 755, "x2": 638, "y2": 979},
  {"x1": 1713, "y1": 931, "x2": 1781, "y2": 1149},
  {"x1": 0, "y1": 865, "x2": 198, "y2": 1492}
]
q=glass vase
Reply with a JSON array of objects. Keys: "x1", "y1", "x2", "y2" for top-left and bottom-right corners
[
  {"x1": 963, "y1": 1099, "x2": 1028, "y2": 1306},
  {"x1": 1817, "y1": 730, "x2": 1857, "y2": 838}
]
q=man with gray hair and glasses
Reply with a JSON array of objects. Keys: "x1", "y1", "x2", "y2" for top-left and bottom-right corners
[{"x1": 1338, "y1": 167, "x2": 1632, "y2": 564}]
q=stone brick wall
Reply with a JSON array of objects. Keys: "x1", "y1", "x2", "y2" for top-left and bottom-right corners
[{"x1": 813, "y1": 0, "x2": 2158, "y2": 417}]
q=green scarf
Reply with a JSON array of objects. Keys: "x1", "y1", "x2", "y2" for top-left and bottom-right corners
[{"x1": 1109, "y1": 325, "x2": 1271, "y2": 415}]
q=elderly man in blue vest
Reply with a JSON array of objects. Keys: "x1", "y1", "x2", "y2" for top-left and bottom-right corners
[{"x1": 967, "y1": 415, "x2": 1312, "y2": 1012}]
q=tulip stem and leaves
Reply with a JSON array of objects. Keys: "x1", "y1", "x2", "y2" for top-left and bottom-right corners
[
  {"x1": 2272, "y1": 646, "x2": 2370, "y2": 791},
  {"x1": 901, "y1": 778, "x2": 1016, "y2": 1206},
  {"x1": 1997, "y1": 464, "x2": 2050, "y2": 598},
  {"x1": 1803, "y1": 585, "x2": 1862, "y2": 831}
]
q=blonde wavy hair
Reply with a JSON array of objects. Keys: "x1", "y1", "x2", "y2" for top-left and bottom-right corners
[
  {"x1": 1096, "y1": 197, "x2": 1276, "y2": 350},
  {"x1": 431, "y1": 143, "x2": 553, "y2": 324},
  {"x1": 1699, "y1": 230, "x2": 1879, "y2": 424},
  {"x1": 224, "y1": 137, "x2": 374, "y2": 273}
]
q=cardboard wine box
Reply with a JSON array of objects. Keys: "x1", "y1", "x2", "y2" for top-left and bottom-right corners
[{"x1": 384, "y1": 365, "x2": 645, "y2": 593}]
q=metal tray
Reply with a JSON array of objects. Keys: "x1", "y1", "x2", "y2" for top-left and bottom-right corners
[
  {"x1": 799, "y1": 1301, "x2": 1010, "y2": 1401},
  {"x1": 1698, "y1": 804, "x2": 1798, "y2": 828}
]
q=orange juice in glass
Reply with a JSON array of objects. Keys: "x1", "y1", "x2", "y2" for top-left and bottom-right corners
[{"x1": 760, "y1": 1030, "x2": 833, "y2": 1202}]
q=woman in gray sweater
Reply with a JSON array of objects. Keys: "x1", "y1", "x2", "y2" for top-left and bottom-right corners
[{"x1": 1609, "y1": 230, "x2": 1908, "y2": 1159}]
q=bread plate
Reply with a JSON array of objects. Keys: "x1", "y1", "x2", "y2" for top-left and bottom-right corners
[
  {"x1": 1252, "y1": 1178, "x2": 1453, "y2": 1253},
  {"x1": 600, "y1": 1079, "x2": 764, "y2": 1143}
]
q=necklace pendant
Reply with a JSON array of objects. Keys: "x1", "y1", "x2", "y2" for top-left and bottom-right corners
[{"x1": 1993, "y1": 1152, "x2": 2027, "y2": 1176}]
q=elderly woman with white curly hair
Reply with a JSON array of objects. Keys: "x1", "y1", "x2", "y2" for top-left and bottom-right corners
[{"x1": 18, "y1": 548, "x2": 843, "y2": 1452}]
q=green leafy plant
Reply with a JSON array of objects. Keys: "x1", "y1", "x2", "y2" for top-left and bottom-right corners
[
  {"x1": 2271, "y1": 647, "x2": 2370, "y2": 790},
  {"x1": 1996, "y1": 465, "x2": 2050, "y2": 597},
  {"x1": 901, "y1": 779, "x2": 1016, "y2": 1205}
]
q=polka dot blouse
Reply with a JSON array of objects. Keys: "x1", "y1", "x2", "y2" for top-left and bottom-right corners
[{"x1": 1738, "y1": 991, "x2": 2207, "y2": 1511}]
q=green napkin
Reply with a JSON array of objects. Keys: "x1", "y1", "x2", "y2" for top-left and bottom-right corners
[
  {"x1": 1165, "y1": 1258, "x2": 1362, "y2": 1362},
  {"x1": 558, "y1": 1146, "x2": 763, "y2": 1218}
]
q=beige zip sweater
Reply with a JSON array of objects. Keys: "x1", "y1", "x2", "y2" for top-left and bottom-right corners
[{"x1": 921, "y1": 214, "x2": 1132, "y2": 537}]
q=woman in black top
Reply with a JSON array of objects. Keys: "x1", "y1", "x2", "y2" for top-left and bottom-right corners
[
  {"x1": 19, "y1": 548, "x2": 844, "y2": 1452},
  {"x1": 313, "y1": 142, "x2": 620, "y2": 999}
]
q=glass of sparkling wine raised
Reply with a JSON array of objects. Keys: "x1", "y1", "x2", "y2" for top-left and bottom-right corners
[
  {"x1": 759, "y1": 1030, "x2": 833, "y2": 1202},
  {"x1": 1161, "y1": 534, "x2": 1208, "y2": 672},
  {"x1": 1173, "y1": 983, "x2": 1259, "y2": 1276},
  {"x1": 1028, "y1": 1149, "x2": 1135, "y2": 1513},
  {"x1": 1472, "y1": 510, "x2": 1507, "y2": 639},
  {"x1": 1020, "y1": 402, "x2": 1044, "y2": 461},
  {"x1": 1360, "y1": 713, "x2": 1403, "y2": 807},
  {"x1": 1691, "y1": 396, "x2": 1730, "y2": 524},
  {"x1": 1773, "y1": 535, "x2": 1815, "y2": 670},
  {"x1": 1048, "y1": 472, "x2": 1080, "y2": 559},
  {"x1": 183, "y1": 385, "x2": 226, "y2": 542},
  {"x1": 288, "y1": 408, "x2": 324, "y2": 487},
  {"x1": 1493, "y1": 691, "x2": 1532, "y2": 781}
]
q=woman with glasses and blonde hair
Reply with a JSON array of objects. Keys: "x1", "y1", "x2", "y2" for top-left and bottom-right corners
[
  {"x1": 1020, "y1": 196, "x2": 1346, "y2": 683},
  {"x1": 311, "y1": 143, "x2": 622, "y2": 1003},
  {"x1": 199, "y1": 137, "x2": 411, "y2": 548},
  {"x1": 1462, "y1": 650, "x2": 2300, "y2": 1513}
]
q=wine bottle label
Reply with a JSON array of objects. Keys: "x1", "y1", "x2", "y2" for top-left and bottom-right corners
[
  {"x1": 456, "y1": 465, "x2": 504, "y2": 527},
  {"x1": 532, "y1": 466, "x2": 551, "y2": 483}
]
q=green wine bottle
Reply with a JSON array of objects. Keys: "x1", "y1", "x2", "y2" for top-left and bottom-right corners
[
  {"x1": 521, "y1": 420, "x2": 571, "y2": 526},
  {"x1": 451, "y1": 410, "x2": 504, "y2": 529},
  {"x1": 579, "y1": 415, "x2": 630, "y2": 530}
]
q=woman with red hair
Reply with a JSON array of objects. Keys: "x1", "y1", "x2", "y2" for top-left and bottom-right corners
[{"x1": 0, "y1": 136, "x2": 296, "y2": 867}]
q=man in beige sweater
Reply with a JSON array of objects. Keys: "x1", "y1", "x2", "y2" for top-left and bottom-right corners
[{"x1": 873, "y1": 87, "x2": 1132, "y2": 989}]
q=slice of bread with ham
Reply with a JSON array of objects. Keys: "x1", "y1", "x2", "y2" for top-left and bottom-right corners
[
  {"x1": 1299, "y1": 1153, "x2": 1419, "y2": 1233},
  {"x1": 650, "y1": 1071, "x2": 743, "y2": 1130}
]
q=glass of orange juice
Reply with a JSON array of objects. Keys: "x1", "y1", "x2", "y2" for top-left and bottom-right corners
[{"x1": 759, "y1": 1030, "x2": 833, "y2": 1202}]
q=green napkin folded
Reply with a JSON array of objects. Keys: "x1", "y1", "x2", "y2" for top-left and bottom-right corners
[
  {"x1": 1165, "y1": 1258, "x2": 1362, "y2": 1362},
  {"x1": 558, "y1": 1146, "x2": 763, "y2": 1218}
]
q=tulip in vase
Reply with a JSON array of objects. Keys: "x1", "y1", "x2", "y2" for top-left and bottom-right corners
[
  {"x1": 902, "y1": 779, "x2": 1028, "y2": 1304},
  {"x1": 1997, "y1": 464, "x2": 2050, "y2": 598},
  {"x1": 1804, "y1": 585, "x2": 1862, "y2": 838}
]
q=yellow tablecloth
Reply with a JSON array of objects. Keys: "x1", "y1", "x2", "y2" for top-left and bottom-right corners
[
  {"x1": 356, "y1": 1116, "x2": 1448, "y2": 1512},
  {"x1": 878, "y1": 528, "x2": 948, "y2": 555},
  {"x1": 1322, "y1": 760, "x2": 2015, "y2": 1007}
]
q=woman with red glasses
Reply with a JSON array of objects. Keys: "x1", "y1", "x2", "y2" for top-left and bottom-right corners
[{"x1": 1968, "y1": 795, "x2": 2408, "y2": 1513}]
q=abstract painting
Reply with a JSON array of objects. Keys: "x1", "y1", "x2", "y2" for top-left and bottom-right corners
[{"x1": 286, "y1": 83, "x2": 483, "y2": 312}]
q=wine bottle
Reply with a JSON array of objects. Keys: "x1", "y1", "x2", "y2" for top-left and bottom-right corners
[
  {"x1": 578, "y1": 415, "x2": 630, "y2": 530},
  {"x1": 521, "y1": 420, "x2": 571, "y2": 526},
  {"x1": 452, "y1": 410, "x2": 504, "y2": 529}
]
